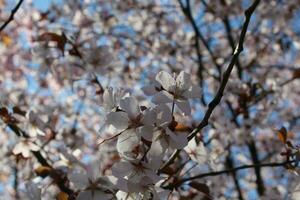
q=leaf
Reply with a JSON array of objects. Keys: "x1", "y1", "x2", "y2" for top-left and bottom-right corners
[
  {"x1": 189, "y1": 182, "x2": 211, "y2": 199},
  {"x1": 36, "y1": 32, "x2": 67, "y2": 54},
  {"x1": 35, "y1": 166, "x2": 52, "y2": 178},
  {"x1": 56, "y1": 192, "x2": 69, "y2": 200},
  {"x1": 277, "y1": 127, "x2": 287, "y2": 144}
]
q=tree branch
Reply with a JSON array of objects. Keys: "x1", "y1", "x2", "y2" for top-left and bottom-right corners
[
  {"x1": 0, "y1": 0, "x2": 24, "y2": 33},
  {"x1": 163, "y1": 160, "x2": 294, "y2": 189},
  {"x1": 159, "y1": 0, "x2": 260, "y2": 173}
]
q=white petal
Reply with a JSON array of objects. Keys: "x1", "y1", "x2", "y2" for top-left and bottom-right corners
[
  {"x1": 12, "y1": 143, "x2": 23, "y2": 155},
  {"x1": 139, "y1": 126, "x2": 154, "y2": 141},
  {"x1": 175, "y1": 100, "x2": 191, "y2": 115},
  {"x1": 28, "y1": 142, "x2": 40, "y2": 151},
  {"x1": 142, "y1": 109, "x2": 156, "y2": 125},
  {"x1": 119, "y1": 97, "x2": 140, "y2": 119},
  {"x1": 155, "y1": 104, "x2": 172, "y2": 127},
  {"x1": 167, "y1": 128, "x2": 188, "y2": 149},
  {"x1": 117, "y1": 129, "x2": 140, "y2": 156},
  {"x1": 152, "y1": 91, "x2": 173, "y2": 104},
  {"x1": 69, "y1": 172, "x2": 89, "y2": 189},
  {"x1": 106, "y1": 112, "x2": 129, "y2": 130},
  {"x1": 155, "y1": 71, "x2": 176, "y2": 92},
  {"x1": 176, "y1": 71, "x2": 191, "y2": 91},
  {"x1": 22, "y1": 148, "x2": 31, "y2": 158},
  {"x1": 112, "y1": 161, "x2": 133, "y2": 178}
]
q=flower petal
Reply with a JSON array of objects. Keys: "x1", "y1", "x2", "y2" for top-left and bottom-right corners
[
  {"x1": 106, "y1": 112, "x2": 129, "y2": 130},
  {"x1": 176, "y1": 71, "x2": 191, "y2": 91},
  {"x1": 119, "y1": 97, "x2": 140, "y2": 119},
  {"x1": 167, "y1": 128, "x2": 188, "y2": 149},
  {"x1": 152, "y1": 91, "x2": 173, "y2": 104},
  {"x1": 138, "y1": 125, "x2": 154, "y2": 141},
  {"x1": 175, "y1": 100, "x2": 191, "y2": 115},
  {"x1": 117, "y1": 129, "x2": 140, "y2": 157},
  {"x1": 155, "y1": 71, "x2": 176, "y2": 92},
  {"x1": 112, "y1": 161, "x2": 133, "y2": 178}
]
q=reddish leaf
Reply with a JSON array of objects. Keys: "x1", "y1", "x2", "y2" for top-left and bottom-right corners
[{"x1": 36, "y1": 32, "x2": 67, "y2": 54}]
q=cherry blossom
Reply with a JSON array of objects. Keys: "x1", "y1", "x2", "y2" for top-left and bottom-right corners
[
  {"x1": 12, "y1": 139, "x2": 39, "y2": 158},
  {"x1": 143, "y1": 71, "x2": 201, "y2": 115},
  {"x1": 69, "y1": 161, "x2": 115, "y2": 200}
]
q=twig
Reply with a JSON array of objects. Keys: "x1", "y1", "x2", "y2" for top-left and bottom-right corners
[
  {"x1": 178, "y1": 0, "x2": 222, "y2": 80},
  {"x1": 0, "y1": 0, "x2": 24, "y2": 33}
]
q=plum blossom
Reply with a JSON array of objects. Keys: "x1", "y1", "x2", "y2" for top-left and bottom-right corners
[
  {"x1": 105, "y1": 96, "x2": 156, "y2": 158},
  {"x1": 12, "y1": 138, "x2": 39, "y2": 158},
  {"x1": 69, "y1": 161, "x2": 115, "y2": 200},
  {"x1": 142, "y1": 71, "x2": 201, "y2": 115}
]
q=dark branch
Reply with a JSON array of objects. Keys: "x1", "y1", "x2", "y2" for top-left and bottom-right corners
[
  {"x1": 159, "y1": 0, "x2": 260, "y2": 173},
  {"x1": 0, "y1": 0, "x2": 24, "y2": 33},
  {"x1": 163, "y1": 160, "x2": 294, "y2": 189}
]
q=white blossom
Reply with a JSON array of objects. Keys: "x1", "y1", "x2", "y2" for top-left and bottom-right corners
[{"x1": 142, "y1": 71, "x2": 201, "y2": 115}]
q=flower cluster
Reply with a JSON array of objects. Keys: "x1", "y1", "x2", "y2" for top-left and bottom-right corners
[{"x1": 99, "y1": 70, "x2": 201, "y2": 199}]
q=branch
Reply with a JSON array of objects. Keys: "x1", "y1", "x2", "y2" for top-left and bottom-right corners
[
  {"x1": 159, "y1": 0, "x2": 260, "y2": 173},
  {"x1": 178, "y1": 0, "x2": 222, "y2": 80},
  {"x1": 163, "y1": 160, "x2": 294, "y2": 189},
  {"x1": 0, "y1": 0, "x2": 24, "y2": 33}
]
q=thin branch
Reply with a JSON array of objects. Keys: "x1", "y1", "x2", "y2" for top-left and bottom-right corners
[
  {"x1": 163, "y1": 160, "x2": 294, "y2": 189},
  {"x1": 182, "y1": 160, "x2": 292, "y2": 185},
  {"x1": 159, "y1": 0, "x2": 260, "y2": 173},
  {"x1": 178, "y1": 0, "x2": 222, "y2": 80},
  {"x1": 0, "y1": 0, "x2": 24, "y2": 33}
]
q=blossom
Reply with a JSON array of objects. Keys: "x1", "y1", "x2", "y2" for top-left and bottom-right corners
[
  {"x1": 69, "y1": 161, "x2": 115, "y2": 200},
  {"x1": 27, "y1": 111, "x2": 47, "y2": 137},
  {"x1": 142, "y1": 71, "x2": 201, "y2": 115},
  {"x1": 114, "y1": 177, "x2": 169, "y2": 200},
  {"x1": 102, "y1": 87, "x2": 124, "y2": 112},
  {"x1": 184, "y1": 138, "x2": 208, "y2": 164},
  {"x1": 112, "y1": 159, "x2": 161, "y2": 184},
  {"x1": 149, "y1": 104, "x2": 188, "y2": 156},
  {"x1": 12, "y1": 139, "x2": 39, "y2": 158},
  {"x1": 105, "y1": 96, "x2": 156, "y2": 158}
]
